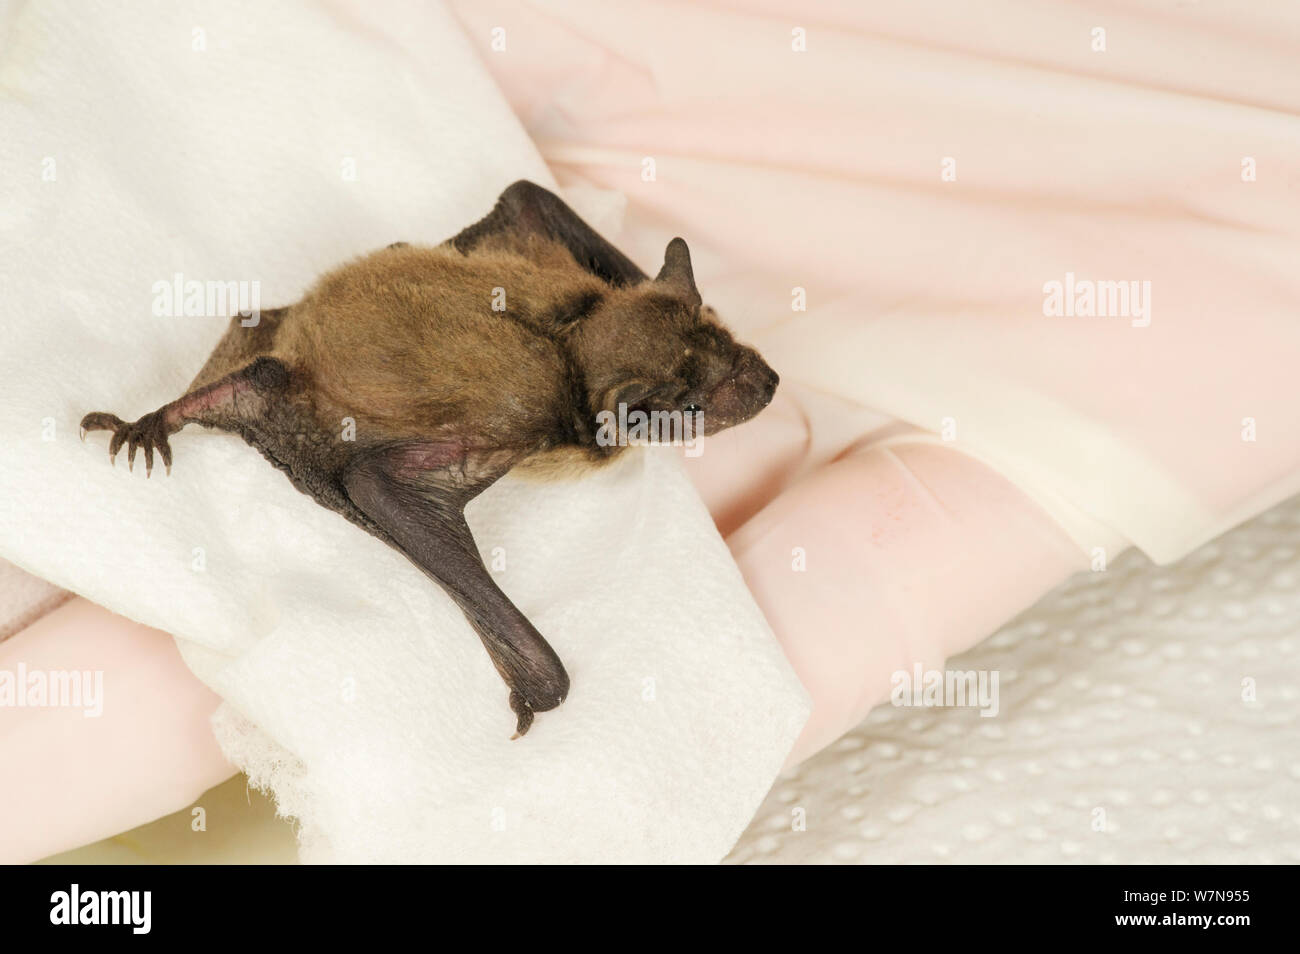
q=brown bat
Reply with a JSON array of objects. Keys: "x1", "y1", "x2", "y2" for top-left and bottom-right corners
[{"x1": 81, "y1": 181, "x2": 778, "y2": 736}]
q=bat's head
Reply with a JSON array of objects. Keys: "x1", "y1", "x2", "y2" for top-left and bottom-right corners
[{"x1": 575, "y1": 238, "x2": 779, "y2": 443}]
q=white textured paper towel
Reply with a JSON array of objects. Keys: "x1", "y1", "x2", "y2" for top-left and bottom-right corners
[
  {"x1": 729, "y1": 493, "x2": 1300, "y2": 864},
  {"x1": 0, "y1": 0, "x2": 809, "y2": 862}
]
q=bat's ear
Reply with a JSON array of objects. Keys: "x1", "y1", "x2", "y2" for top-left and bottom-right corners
[{"x1": 654, "y1": 237, "x2": 702, "y2": 306}]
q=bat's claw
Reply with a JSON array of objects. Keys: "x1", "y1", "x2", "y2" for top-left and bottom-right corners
[
  {"x1": 80, "y1": 409, "x2": 174, "y2": 477},
  {"x1": 505, "y1": 666, "x2": 570, "y2": 738},
  {"x1": 509, "y1": 690, "x2": 535, "y2": 739}
]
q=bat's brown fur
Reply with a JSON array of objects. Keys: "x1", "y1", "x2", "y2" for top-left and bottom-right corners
[{"x1": 81, "y1": 180, "x2": 778, "y2": 736}]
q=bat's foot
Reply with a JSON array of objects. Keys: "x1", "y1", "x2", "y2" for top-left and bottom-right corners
[{"x1": 80, "y1": 409, "x2": 174, "y2": 477}]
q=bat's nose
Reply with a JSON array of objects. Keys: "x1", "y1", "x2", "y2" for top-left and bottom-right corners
[
  {"x1": 759, "y1": 363, "x2": 779, "y2": 403},
  {"x1": 734, "y1": 349, "x2": 778, "y2": 406}
]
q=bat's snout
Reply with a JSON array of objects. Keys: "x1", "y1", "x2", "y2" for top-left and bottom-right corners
[{"x1": 704, "y1": 348, "x2": 779, "y2": 430}]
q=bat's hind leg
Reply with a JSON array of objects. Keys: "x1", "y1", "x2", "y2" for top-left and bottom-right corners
[{"x1": 80, "y1": 356, "x2": 289, "y2": 477}]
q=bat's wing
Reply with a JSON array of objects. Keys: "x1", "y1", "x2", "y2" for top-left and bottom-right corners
[
  {"x1": 448, "y1": 180, "x2": 649, "y2": 288},
  {"x1": 342, "y1": 441, "x2": 570, "y2": 736},
  {"x1": 81, "y1": 350, "x2": 372, "y2": 528}
]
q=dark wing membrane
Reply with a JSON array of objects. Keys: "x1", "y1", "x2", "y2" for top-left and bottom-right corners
[
  {"x1": 449, "y1": 180, "x2": 649, "y2": 288},
  {"x1": 342, "y1": 442, "x2": 570, "y2": 736}
]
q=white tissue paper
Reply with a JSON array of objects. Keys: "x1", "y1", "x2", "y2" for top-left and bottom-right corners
[{"x1": 0, "y1": 0, "x2": 809, "y2": 862}]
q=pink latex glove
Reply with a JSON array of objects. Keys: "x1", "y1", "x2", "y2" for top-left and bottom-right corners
[
  {"x1": 0, "y1": 597, "x2": 234, "y2": 863},
  {"x1": 680, "y1": 393, "x2": 1084, "y2": 764}
]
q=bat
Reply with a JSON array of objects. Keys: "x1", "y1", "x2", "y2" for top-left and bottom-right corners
[{"x1": 81, "y1": 181, "x2": 779, "y2": 736}]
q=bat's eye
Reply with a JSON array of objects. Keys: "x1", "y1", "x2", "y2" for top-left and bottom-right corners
[{"x1": 684, "y1": 403, "x2": 702, "y2": 414}]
